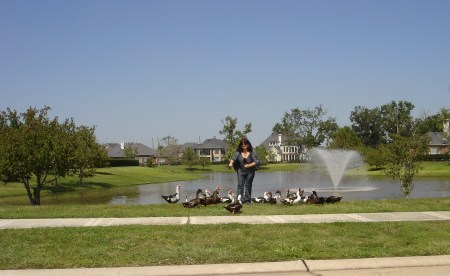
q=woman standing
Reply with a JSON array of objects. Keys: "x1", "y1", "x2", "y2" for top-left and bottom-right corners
[{"x1": 228, "y1": 137, "x2": 261, "y2": 204}]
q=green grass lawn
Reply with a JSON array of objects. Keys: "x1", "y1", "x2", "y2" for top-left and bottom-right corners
[
  {"x1": 1, "y1": 221, "x2": 450, "y2": 269},
  {"x1": 1, "y1": 162, "x2": 450, "y2": 270}
]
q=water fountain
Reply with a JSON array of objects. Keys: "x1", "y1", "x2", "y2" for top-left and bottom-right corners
[{"x1": 309, "y1": 148, "x2": 365, "y2": 190}]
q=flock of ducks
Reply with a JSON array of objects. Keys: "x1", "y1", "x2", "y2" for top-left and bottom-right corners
[
  {"x1": 161, "y1": 185, "x2": 343, "y2": 214},
  {"x1": 161, "y1": 185, "x2": 243, "y2": 214}
]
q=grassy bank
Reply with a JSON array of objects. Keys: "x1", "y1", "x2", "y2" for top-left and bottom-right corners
[{"x1": 0, "y1": 197, "x2": 449, "y2": 219}]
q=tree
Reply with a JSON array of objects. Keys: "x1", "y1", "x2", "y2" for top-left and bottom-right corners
[
  {"x1": 380, "y1": 100, "x2": 415, "y2": 137},
  {"x1": 0, "y1": 106, "x2": 99, "y2": 205},
  {"x1": 180, "y1": 147, "x2": 199, "y2": 169},
  {"x1": 254, "y1": 145, "x2": 269, "y2": 166},
  {"x1": 72, "y1": 126, "x2": 108, "y2": 185},
  {"x1": 328, "y1": 126, "x2": 362, "y2": 150},
  {"x1": 219, "y1": 116, "x2": 252, "y2": 159},
  {"x1": 414, "y1": 108, "x2": 450, "y2": 135},
  {"x1": 350, "y1": 106, "x2": 385, "y2": 147},
  {"x1": 160, "y1": 136, "x2": 180, "y2": 168},
  {"x1": 383, "y1": 133, "x2": 430, "y2": 197},
  {"x1": 272, "y1": 105, "x2": 338, "y2": 149},
  {"x1": 124, "y1": 144, "x2": 138, "y2": 159},
  {"x1": 362, "y1": 146, "x2": 387, "y2": 170},
  {"x1": 198, "y1": 157, "x2": 211, "y2": 169}
]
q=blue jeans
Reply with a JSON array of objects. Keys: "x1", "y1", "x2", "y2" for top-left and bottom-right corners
[{"x1": 237, "y1": 171, "x2": 255, "y2": 203}]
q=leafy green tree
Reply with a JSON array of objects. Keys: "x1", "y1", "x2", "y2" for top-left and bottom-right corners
[
  {"x1": 328, "y1": 126, "x2": 362, "y2": 150},
  {"x1": 362, "y1": 146, "x2": 387, "y2": 170},
  {"x1": 383, "y1": 133, "x2": 430, "y2": 197},
  {"x1": 72, "y1": 126, "x2": 107, "y2": 185},
  {"x1": 124, "y1": 144, "x2": 138, "y2": 159},
  {"x1": 219, "y1": 116, "x2": 252, "y2": 159},
  {"x1": 272, "y1": 105, "x2": 338, "y2": 149},
  {"x1": 380, "y1": 100, "x2": 415, "y2": 137},
  {"x1": 198, "y1": 157, "x2": 211, "y2": 169},
  {"x1": 180, "y1": 147, "x2": 199, "y2": 169},
  {"x1": 0, "y1": 106, "x2": 94, "y2": 205},
  {"x1": 414, "y1": 108, "x2": 450, "y2": 135},
  {"x1": 254, "y1": 145, "x2": 269, "y2": 166},
  {"x1": 350, "y1": 106, "x2": 385, "y2": 147}
]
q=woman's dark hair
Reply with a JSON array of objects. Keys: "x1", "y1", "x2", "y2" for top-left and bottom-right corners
[{"x1": 237, "y1": 137, "x2": 253, "y2": 152}]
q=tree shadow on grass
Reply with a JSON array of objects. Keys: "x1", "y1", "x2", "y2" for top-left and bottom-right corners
[
  {"x1": 95, "y1": 171, "x2": 114, "y2": 175},
  {"x1": 44, "y1": 182, "x2": 114, "y2": 193},
  {"x1": 184, "y1": 167, "x2": 213, "y2": 172},
  {"x1": 367, "y1": 167, "x2": 385, "y2": 172}
]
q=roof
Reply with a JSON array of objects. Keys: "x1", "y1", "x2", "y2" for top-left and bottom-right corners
[
  {"x1": 260, "y1": 133, "x2": 283, "y2": 150},
  {"x1": 427, "y1": 132, "x2": 448, "y2": 146},
  {"x1": 107, "y1": 143, "x2": 157, "y2": 158},
  {"x1": 194, "y1": 138, "x2": 227, "y2": 149}
]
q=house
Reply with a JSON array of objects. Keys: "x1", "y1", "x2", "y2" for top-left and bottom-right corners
[
  {"x1": 183, "y1": 137, "x2": 228, "y2": 163},
  {"x1": 106, "y1": 141, "x2": 157, "y2": 165},
  {"x1": 427, "y1": 132, "x2": 448, "y2": 154},
  {"x1": 259, "y1": 133, "x2": 304, "y2": 162},
  {"x1": 427, "y1": 120, "x2": 449, "y2": 155}
]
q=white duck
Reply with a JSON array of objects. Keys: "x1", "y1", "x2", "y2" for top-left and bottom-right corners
[{"x1": 291, "y1": 188, "x2": 308, "y2": 204}]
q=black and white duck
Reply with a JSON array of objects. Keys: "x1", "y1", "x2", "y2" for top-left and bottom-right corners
[
  {"x1": 219, "y1": 190, "x2": 234, "y2": 203},
  {"x1": 251, "y1": 191, "x2": 269, "y2": 203},
  {"x1": 292, "y1": 189, "x2": 309, "y2": 204},
  {"x1": 265, "y1": 191, "x2": 277, "y2": 204},
  {"x1": 161, "y1": 184, "x2": 182, "y2": 203}
]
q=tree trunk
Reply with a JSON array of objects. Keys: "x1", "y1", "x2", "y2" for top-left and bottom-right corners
[
  {"x1": 33, "y1": 186, "x2": 41, "y2": 205},
  {"x1": 23, "y1": 179, "x2": 36, "y2": 205},
  {"x1": 79, "y1": 168, "x2": 84, "y2": 185}
]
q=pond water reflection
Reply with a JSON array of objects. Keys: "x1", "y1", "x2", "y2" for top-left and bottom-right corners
[{"x1": 33, "y1": 171, "x2": 450, "y2": 205}]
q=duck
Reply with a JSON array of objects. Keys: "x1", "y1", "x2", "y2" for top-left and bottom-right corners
[
  {"x1": 251, "y1": 191, "x2": 268, "y2": 203},
  {"x1": 161, "y1": 184, "x2": 182, "y2": 203},
  {"x1": 203, "y1": 189, "x2": 211, "y2": 198},
  {"x1": 224, "y1": 194, "x2": 243, "y2": 214},
  {"x1": 285, "y1": 189, "x2": 297, "y2": 199},
  {"x1": 219, "y1": 190, "x2": 234, "y2": 203},
  {"x1": 266, "y1": 191, "x2": 277, "y2": 205},
  {"x1": 182, "y1": 188, "x2": 205, "y2": 208},
  {"x1": 292, "y1": 188, "x2": 307, "y2": 204},
  {"x1": 275, "y1": 190, "x2": 292, "y2": 205},
  {"x1": 204, "y1": 186, "x2": 222, "y2": 205},
  {"x1": 308, "y1": 190, "x2": 325, "y2": 205},
  {"x1": 325, "y1": 195, "x2": 343, "y2": 204}
]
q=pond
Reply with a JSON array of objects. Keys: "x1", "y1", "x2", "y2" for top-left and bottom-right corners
[{"x1": 31, "y1": 171, "x2": 450, "y2": 205}]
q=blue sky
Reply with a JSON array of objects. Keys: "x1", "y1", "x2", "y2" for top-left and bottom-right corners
[{"x1": 1, "y1": 0, "x2": 449, "y2": 146}]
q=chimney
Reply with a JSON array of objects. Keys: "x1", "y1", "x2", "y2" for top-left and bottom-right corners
[
  {"x1": 445, "y1": 119, "x2": 450, "y2": 135},
  {"x1": 120, "y1": 140, "x2": 125, "y2": 150},
  {"x1": 278, "y1": 134, "x2": 282, "y2": 145}
]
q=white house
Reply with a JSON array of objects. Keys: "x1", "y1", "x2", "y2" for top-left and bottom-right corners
[{"x1": 260, "y1": 133, "x2": 304, "y2": 162}]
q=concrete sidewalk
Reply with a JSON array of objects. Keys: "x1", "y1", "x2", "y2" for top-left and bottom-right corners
[
  {"x1": 1, "y1": 211, "x2": 450, "y2": 229},
  {"x1": 1, "y1": 211, "x2": 450, "y2": 275},
  {"x1": 1, "y1": 255, "x2": 450, "y2": 276}
]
